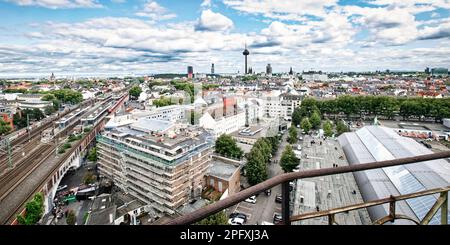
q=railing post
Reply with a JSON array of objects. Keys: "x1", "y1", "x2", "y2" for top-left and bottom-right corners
[
  {"x1": 441, "y1": 191, "x2": 448, "y2": 225},
  {"x1": 389, "y1": 195, "x2": 396, "y2": 222},
  {"x1": 328, "y1": 214, "x2": 335, "y2": 225},
  {"x1": 282, "y1": 181, "x2": 291, "y2": 225}
]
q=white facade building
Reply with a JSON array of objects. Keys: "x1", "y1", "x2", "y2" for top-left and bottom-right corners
[{"x1": 199, "y1": 111, "x2": 246, "y2": 138}]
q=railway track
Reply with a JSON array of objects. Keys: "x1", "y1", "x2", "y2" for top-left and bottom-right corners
[
  {"x1": 1, "y1": 145, "x2": 57, "y2": 224},
  {"x1": 0, "y1": 94, "x2": 125, "y2": 224},
  {"x1": 0, "y1": 144, "x2": 55, "y2": 201},
  {"x1": 0, "y1": 98, "x2": 95, "y2": 152},
  {"x1": 0, "y1": 99, "x2": 96, "y2": 173},
  {"x1": 0, "y1": 101, "x2": 102, "y2": 224}
]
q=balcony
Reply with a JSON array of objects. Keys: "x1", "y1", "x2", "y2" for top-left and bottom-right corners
[{"x1": 166, "y1": 151, "x2": 450, "y2": 225}]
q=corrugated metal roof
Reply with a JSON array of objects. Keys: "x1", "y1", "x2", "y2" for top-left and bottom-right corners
[{"x1": 338, "y1": 126, "x2": 450, "y2": 224}]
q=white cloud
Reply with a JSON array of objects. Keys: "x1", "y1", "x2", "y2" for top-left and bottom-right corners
[
  {"x1": 195, "y1": 9, "x2": 234, "y2": 32},
  {"x1": 223, "y1": 0, "x2": 338, "y2": 20},
  {"x1": 368, "y1": 0, "x2": 450, "y2": 11},
  {"x1": 2, "y1": 0, "x2": 450, "y2": 75},
  {"x1": 6, "y1": 0, "x2": 102, "y2": 9},
  {"x1": 201, "y1": 0, "x2": 211, "y2": 8},
  {"x1": 136, "y1": 1, "x2": 176, "y2": 21}
]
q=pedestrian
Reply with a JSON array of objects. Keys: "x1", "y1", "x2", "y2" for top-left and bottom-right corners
[{"x1": 316, "y1": 206, "x2": 320, "y2": 212}]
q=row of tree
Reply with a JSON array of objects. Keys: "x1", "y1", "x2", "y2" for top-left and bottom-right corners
[
  {"x1": 129, "y1": 85, "x2": 142, "y2": 100},
  {"x1": 245, "y1": 138, "x2": 272, "y2": 186},
  {"x1": 214, "y1": 134, "x2": 281, "y2": 186},
  {"x1": 13, "y1": 108, "x2": 45, "y2": 129},
  {"x1": 293, "y1": 96, "x2": 450, "y2": 125},
  {"x1": 43, "y1": 89, "x2": 83, "y2": 105},
  {"x1": 17, "y1": 192, "x2": 44, "y2": 225}
]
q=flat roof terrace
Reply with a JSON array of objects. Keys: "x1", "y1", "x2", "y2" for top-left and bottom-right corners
[{"x1": 292, "y1": 135, "x2": 372, "y2": 225}]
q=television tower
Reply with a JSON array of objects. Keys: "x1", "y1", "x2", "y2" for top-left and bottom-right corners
[{"x1": 243, "y1": 44, "x2": 250, "y2": 74}]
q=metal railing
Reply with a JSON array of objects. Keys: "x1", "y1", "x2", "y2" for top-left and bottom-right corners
[{"x1": 166, "y1": 151, "x2": 450, "y2": 225}]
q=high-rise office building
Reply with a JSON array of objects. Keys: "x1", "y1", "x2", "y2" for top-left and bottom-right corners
[
  {"x1": 187, "y1": 66, "x2": 193, "y2": 79},
  {"x1": 266, "y1": 64, "x2": 272, "y2": 75},
  {"x1": 431, "y1": 67, "x2": 448, "y2": 77},
  {"x1": 211, "y1": 63, "x2": 215, "y2": 74}
]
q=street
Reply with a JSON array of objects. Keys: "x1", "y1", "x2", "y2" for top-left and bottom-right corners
[{"x1": 230, "y1": 131, "x2": 289, "y2": 225}]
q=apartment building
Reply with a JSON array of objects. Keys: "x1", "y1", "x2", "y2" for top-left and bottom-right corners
[{"x1": 97, "y1": 117, "x2": 214, "y2": 214}]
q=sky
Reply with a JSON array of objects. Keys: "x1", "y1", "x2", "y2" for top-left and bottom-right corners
[{"x1": 0, "y1": 0, "x2": 449, "y2": 77}]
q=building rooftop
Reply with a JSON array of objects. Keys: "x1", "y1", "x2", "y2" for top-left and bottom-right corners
[
  {"x1": 338, "y1": 125, "x2": 450, "y2": 224},
  {"x1": 292, "y1": 135, "x2": 371, "y2": 225},
  {"x1": 209, "y1": 159, "x2": 239, "y2": 181}
]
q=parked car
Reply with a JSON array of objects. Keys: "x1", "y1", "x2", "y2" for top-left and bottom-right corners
[
  {"x1": 245, "y1": 195, "x2": 257, "y2": 204},
  {"x1": 228, "y1": 217, "x2": 245, "y2": 225},
  {"x1": 297, "y1": 145, "x2": 302, "y2": 151},
  {"x1": 275, "y1": 194, "x2": 282, "y2": 203},
  {"x1": 229, "y1": 213, "x2": 247, "y2": 222},
  {"x1": 273, "y1": 213, "x2": 282, "y2": 224}
]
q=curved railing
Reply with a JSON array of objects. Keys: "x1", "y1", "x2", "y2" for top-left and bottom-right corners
[{"x1": 166, "y1": 151, "x2": 450, "y2": 225}]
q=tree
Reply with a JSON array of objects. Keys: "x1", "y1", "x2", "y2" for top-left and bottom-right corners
[
  {"x1": 44, "y1": 106, "x2": 56, "y2": 116},
  {"x1": 300, "y1": 117, "x2": 312, "y2": 134},
  {"x1": 51, "y1": 89, "x2": 83, "y2": 104},
  {"x1": 253, "y1": 138, "x2": 272, "y2": 162},
  {"x1": 87, "y1": 147, "x2": 97, "y2": 162},
  {"x1": 153, "y1": 97, "x2": 175, "y2": 107},
  {"x1": 41, "y1": 94, "x2": 56, "y2": 101},
  {"x1": 0, "y1": 119, "x2": 11, "y2": 135},
  {"x1": 52, "y1": 99, "x2": 61, "y2": 111},
  {"x1": 287, "y1": 126, "x2": 298, "y2": 144},
  {"x1": 215, "y1": 134, "x2": 243, "y2": 159},
  {"x1": 292, "y1": 107, "x2": 302, "y2": 127},
  {"x1": 298, "y1": 98, "x2": 319, "y2": 118},
  {"x1": 245, "y1": 148, "x2": 268, "y2": 185},
  {"x1": 267, "y1": 136, "x2": 281, "y2": 155},
  {"x1": 83, "y1": 172, "x2": 96, "y2": 185},
  {"x1": 66, "y1": 210, "x2": 76, "y2": 225},
  {"x1": 129, "y1": 85, "x2": 142, "y2": 100},
  {"x1": 17, "y1": 192, "x2": 44, "y2": 225},
  {"x1": 310, "y1": 111, "x2": 321, "y2": 129},
  {"x1": 323, "y1": 120, "x2": 333, "y2": 137},
  {"x1": 195, "y1": 210, "x2": 228, "y2": 225},
  {"x1": 280, "y1": 145, "x2": 299, "y2": 173},
  {"x1": 336, "y1": 120, "x2": 349, "y2": 136},
  {"x1": 31, "y1": 108, "x2": 44, "y2": 121}
]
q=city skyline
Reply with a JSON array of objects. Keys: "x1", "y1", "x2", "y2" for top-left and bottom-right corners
[{"x1": 1, "y1": 0, "x2": 450, "y2": 76}]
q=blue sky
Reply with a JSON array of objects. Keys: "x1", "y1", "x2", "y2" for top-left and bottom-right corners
[{"x1": 0, "y1": 0, "x2": 449, "y2": 77}]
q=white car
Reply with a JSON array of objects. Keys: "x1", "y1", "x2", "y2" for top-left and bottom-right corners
[
  {"x1": 228, "y1": 217, "x2": 245, "y2": 225},
  {"x1": 297, "y1": 145, "x2": 302, "y2": 151},
  {"x1": 244, "y1": 195, "x2": 257, "y2": 204}
]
